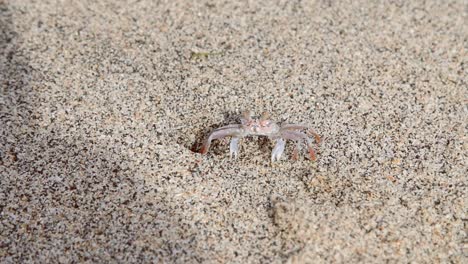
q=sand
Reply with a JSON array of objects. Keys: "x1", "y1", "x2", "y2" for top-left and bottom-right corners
[{"x1": 1, "y1": 0, "x2": 466, "y2": 263}]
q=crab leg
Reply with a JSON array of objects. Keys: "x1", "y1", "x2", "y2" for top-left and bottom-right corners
[
  {"x1": 281, "y1": 124, "x2": 321, "y2": 143},
  {"x1": 308, "y1": 130, "x2": 321, "y2": 145},
  {"x1": 307, "y1": 140, "x2": 317, "y2": 161},
  {"x1": 281, "y1": 131, "x2": 318, "y2": 161},
  {"x1": 280, "y1": 124, "x2": 309, "y2": 130},
  {"x1": 200, "y1": 125, "x2": 243, "y2": 154},
  {"x1": 292, "y1": 141, "x2": 301, "y2": 160}
]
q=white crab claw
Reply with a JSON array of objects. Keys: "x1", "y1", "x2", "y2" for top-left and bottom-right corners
[
  {"x1": 271, "y1": 138, "x2": 286, "y2": 162},
  {"x1": 230, "y1": 137, "x2": 240, "y2": 159}
]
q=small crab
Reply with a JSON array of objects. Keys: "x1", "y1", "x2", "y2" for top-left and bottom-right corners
[{"x1": 199, "y1": 111, "x2": 321, "y2": 162}]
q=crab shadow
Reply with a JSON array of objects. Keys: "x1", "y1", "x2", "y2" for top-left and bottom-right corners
[{"x1": 0, "y1": 3, "x2": 205, "y2": 261}]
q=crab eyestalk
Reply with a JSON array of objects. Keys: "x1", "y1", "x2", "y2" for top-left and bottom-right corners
[
  {"x1": 260, "y1": 112, "x2": 269, "y2": 121},
  {"x1": 242, "y1": 110, "x2": 253, "y2": 121}
]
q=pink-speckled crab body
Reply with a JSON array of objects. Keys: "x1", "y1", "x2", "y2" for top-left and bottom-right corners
[{"x1": 200, "y1": 111, "x2": 321, "y2": 162}]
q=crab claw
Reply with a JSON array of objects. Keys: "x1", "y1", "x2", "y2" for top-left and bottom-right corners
[
  {"x1": 271, "y1": 138, "x2": 286, "y2": 162},
  {"x1": 199, "y1": 125, "x2": 244, "y2": 155},
  {"x1": 230, "y1": 137, "x2": 240, "y2": 158}
]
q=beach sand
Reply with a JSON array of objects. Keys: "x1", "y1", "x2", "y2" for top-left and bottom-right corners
[{"x1": 1, "y1": 0, "x2": 466, "y2": 262}]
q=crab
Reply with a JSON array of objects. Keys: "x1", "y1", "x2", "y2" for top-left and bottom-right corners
[{"x1": 199, "y1": 111, "x2": 321, "y2": 162}]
